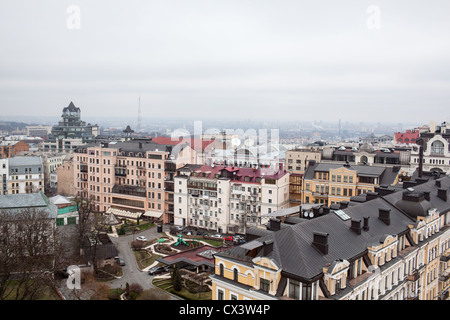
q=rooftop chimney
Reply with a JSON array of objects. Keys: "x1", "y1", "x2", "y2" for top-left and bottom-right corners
[
  {"x1": 436, "y1": 180, "x2": 442, "y2": 188},
  {"x1": 312, "y1": 232, "x2": 329, "y2": 255},
  {"x1": 403, "y1": 181, "x2": 417, "y2": 189},
  {"x1": 423, "y1": 191, "x2": 431, "y2": 201},
  {"x1": 263, "y1": 239, "x2": 274, "y2": 255},
  {"x1": 366, "y1": 192, "x2": 379, "y2": 201},
  {"x1": 378, "y1": 208, "x2": 391, "y2": 225},
  {"x1": 350, "y1": 219, "x2": 362, "y2": 235},
  {"x1": 438, "y1": 188, "x2": 448, "y2": 202},
  {"x1": 268, "y1": 218, "x2": 281, "y2": 231},
  {"x1": 340, "y1": 201, "x2": 349, "y2": 209},
  {"x1": 363, "y1": 216, "x2": 370, "y2": 231}
]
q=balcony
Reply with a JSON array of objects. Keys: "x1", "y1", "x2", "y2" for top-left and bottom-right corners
[
  {"x1": 441, "y1": 253, "x2": 450, "y2": 262},
  {"x1": 439, "y1": 272, "x2": 450, "y2": 283}
]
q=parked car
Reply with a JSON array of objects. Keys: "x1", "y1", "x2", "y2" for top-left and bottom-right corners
[
  {"x1": 224, "y1": 236, "x2": 233, "y2": 242},
  {"x1": 233, "y1": 235, "x2": 244, "y2": 241},
  {"x1": 196, "y1": 231, "x2": 208, "y2": 236},
  {"x1": 136, "y1": 236, "x2": 147, "y2": 241},
  {"x1": 174, "y1": 226, "x2": 184, "y2": 231},
  {"x1": 182, "y1": 229, "x2": 193, "y2": 235},
  {"x1": 148, "y1": 266, "x2": 168, "y2": 275},
  {"x1": 114, "y1": 256, "x2": 125, "y2": 266},
  {"x1": 211, "y1": 234, "x2": 223, "y2": 238}
]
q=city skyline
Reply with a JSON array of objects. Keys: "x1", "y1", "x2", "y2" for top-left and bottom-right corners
[{"x1": 1, "y1": 1, "x2": 450, "y2": 123}]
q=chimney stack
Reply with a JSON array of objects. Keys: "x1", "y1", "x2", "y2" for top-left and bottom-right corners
[
  {"x1": 350, "y1": 219, "x2": 362, "y2": 235},
  {"x1": 366, "y1": 192, "x2": 379, "y2": 201},
  {"x1": 438, "y1": 188, "x2": 448, "y2": 202},
  {"x1": 378, "y1": 208, "x2": 391, "y2": 225},
  {"x1": 312, "y1": 232, "x2": 329, "y2": 255},
  {"x1": 423, "y1": 191, "x2": 431, "y2": 201},
  {"x1": 363, "y1": 216, "x2": 370, "y2": 231}
]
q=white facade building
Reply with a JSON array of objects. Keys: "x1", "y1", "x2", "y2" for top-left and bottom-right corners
[{"x1": 174, "y1": 165, "x2": 290, "y2": 234}]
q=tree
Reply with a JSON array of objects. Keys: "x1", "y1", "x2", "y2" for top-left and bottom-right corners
[
  {"x1": 0, "y1": 207, "x2": 66, "y2": 300},
  {"x1": 172, "y1": 265, "x2": 182, "y2": 292}
]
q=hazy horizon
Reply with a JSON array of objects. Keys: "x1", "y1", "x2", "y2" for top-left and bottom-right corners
[{"x1": 1, "y1": 1, "x2": 450, "y2": 124}]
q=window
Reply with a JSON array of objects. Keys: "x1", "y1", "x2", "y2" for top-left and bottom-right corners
[
  {"x1": 260, "y1": 279, "x2": 270, "y2": 293},
  {"x1": 431, "y1": 140, "x2": 444, "y2": 155},
  {"x1": 233, "y1": 269, "x2": 239, "y2": 281},
  {"x1": 302, "y1": 283, "x2": 312, "y2": 300},
  {"x1": 289, "y1": 279, "x2": 300, "y2": 299},
  {"x1": 217, "y1": 289, "x2": 224, "y2": 300}
]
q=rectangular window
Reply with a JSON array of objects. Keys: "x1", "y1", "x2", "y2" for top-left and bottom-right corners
[
  {"x1": 260, "y1": 279, "x2": 270, "y2": 293},
  {"x1": 289, "y1": 279, "x2": 300, "y2": 299}
]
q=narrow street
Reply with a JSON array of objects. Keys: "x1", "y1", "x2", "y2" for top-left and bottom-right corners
[{"x1": 108, "y1": 224, "x2": 181, "y2": 300}]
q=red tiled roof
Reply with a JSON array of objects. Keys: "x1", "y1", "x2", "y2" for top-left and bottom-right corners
[{"x1": 152, "y1": 137, "x2": 214, "y2": 150}]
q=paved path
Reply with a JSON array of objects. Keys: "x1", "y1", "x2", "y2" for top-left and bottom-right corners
[{"x1": 108, "y1": 224, "x2": 181, "y2": 300}]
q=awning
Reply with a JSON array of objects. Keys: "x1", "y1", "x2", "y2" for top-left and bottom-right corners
[
  {"x1": 143, "y1": 210, "x2": 163, "y2": 219},
  {"x1": 106, "y1": 207, "x2": 142, "y2": 219}
]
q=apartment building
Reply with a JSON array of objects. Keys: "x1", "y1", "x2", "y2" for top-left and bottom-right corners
[
  {"x1": 211, "y1": 175, "x2": 450, "y2": 300},
  {"x1": 0, "y1": 157, "x2": 45, "y2": 195},
  {"x1": 72, "y1": 139, "x2": 197, "y2": 223},
  {"x1": 301, "y1": 161, "x2": 400, "y2": 206},
  {"x1": 174, "y1": 165, "x2": 289, "y2": 234}
]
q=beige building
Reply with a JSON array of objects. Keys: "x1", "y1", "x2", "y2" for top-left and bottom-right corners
[
  {"x1": 301, "y1": 161, "x2": 401, "y2": 206},
  {"x1": 57, "y1": 160, "x2": 75, "y2": 196},
  {"x1": 286, "y1": 149, "x2": 321, "y2": 206}
]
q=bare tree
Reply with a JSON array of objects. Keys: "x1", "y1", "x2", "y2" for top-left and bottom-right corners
[{"x1": 0, "y1": 207, "x2": 65, "y2": 300}]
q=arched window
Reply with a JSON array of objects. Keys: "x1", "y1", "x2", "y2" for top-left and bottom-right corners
[
  {"x1": 233, "y1": 269, "x2": 239, "y2": 281},
  {"x1": 431, "y1": 140, "x2": 444, "y2": 155}
]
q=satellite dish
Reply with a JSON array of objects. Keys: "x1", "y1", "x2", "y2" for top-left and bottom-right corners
[{"x1": 309, "y1": 212, "x2": 314, "y2": 218}]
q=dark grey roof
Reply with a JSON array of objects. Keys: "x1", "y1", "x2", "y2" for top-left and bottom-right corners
[
  {"x1": 304, "y1": 162, "x2": 398, "y2": 186},
  {"x1": 63, "y1": 101, "x2": 80, "y2": 112},
  {"x1": 216, "y1": 176, "x2": 450, "y2": 281}
]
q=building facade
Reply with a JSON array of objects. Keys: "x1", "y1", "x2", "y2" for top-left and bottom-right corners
[
  {"x1": 174, "y1": 165, "x2": 290, "y2": 234},
  {"x1": 411, "y1": 121, "x2": 450, "y2": 174},
  {"x1": 301, "y1": 161, "x2": 400, "y2": 206},
  {"x1": 0, "y1": 141, "x2": 29, "y2": 159},
  {"x1": 0, "y1": 157, "x2": 45, "y2": 195},
  {"x1": 72, "y1": 139, "x2": 198, "y2": 223},
  {"x1": 211, "y1": 176, "x2": 450, "y2": 300}
]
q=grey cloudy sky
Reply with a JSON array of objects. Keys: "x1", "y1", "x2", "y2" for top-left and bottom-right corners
[{"x1": 1, "y1": 0, "x2": 450, "y2": 123}]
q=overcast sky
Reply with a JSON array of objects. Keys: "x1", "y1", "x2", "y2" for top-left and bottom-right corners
[{"x1": 1, "y1": 0, "x2": 450, "y2": 124}]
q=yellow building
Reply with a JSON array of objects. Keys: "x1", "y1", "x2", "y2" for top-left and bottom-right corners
[
  {"x1": 211, "y1": 175, "x2": 450, "y2": 300},
  {"x1": 301, "y1": 161, "x2": 400, "y2": 206}
]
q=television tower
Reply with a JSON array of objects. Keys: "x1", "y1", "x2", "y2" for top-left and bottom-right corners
[{"x1": 137, "y1": 96, "x2": 142, "y2": 131}]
